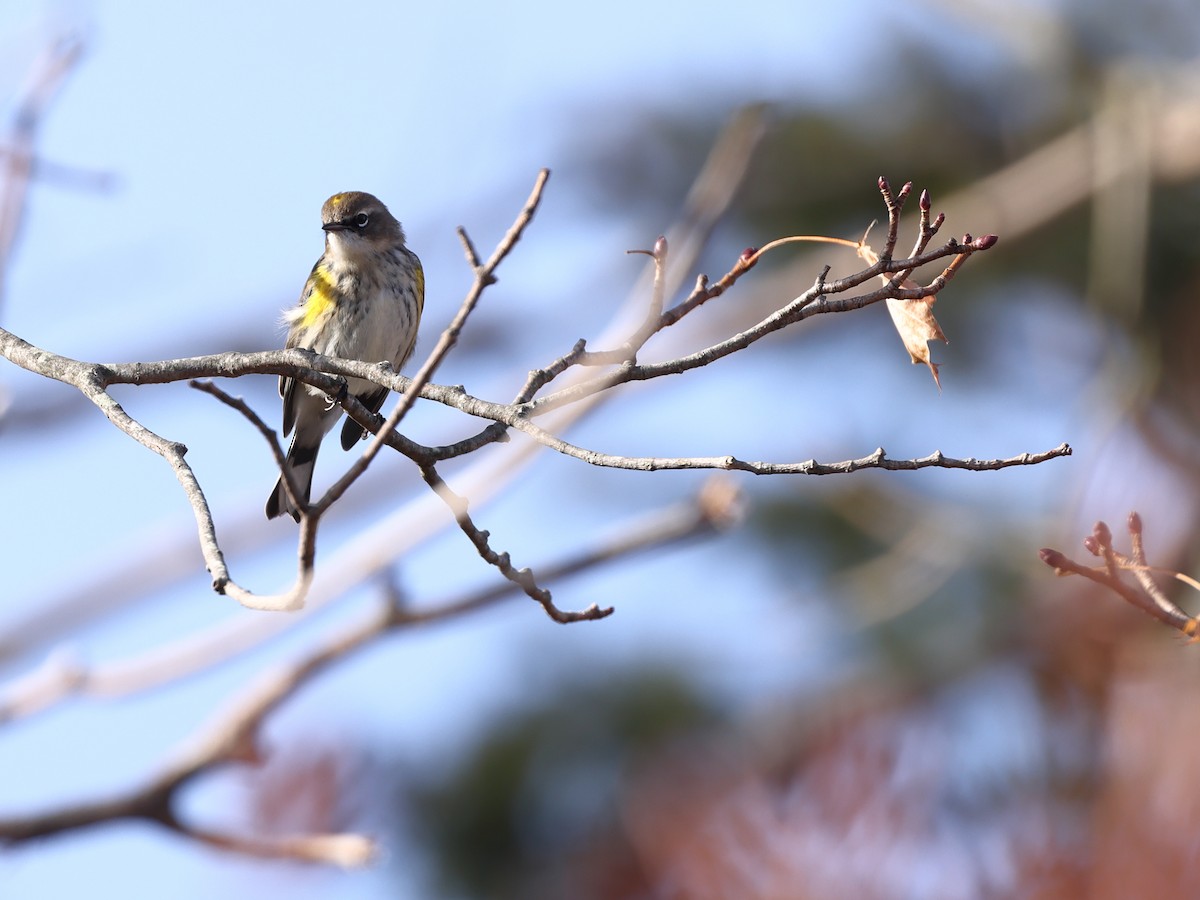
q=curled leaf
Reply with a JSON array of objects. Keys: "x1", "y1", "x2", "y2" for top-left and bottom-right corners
[{"x1": 857, "y1": 241, "x2": 947, "y2": 389}]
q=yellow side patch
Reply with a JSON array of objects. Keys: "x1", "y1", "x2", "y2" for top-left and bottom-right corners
[
  {"x1": 301, "y1": 265, "x2": 337, "y2": 328},
  {"x1": 414, "y1": 263, "x2": 425, "y2": 314}
]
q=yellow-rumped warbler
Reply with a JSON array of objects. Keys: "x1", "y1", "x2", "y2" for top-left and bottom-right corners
[{"x1": 265, "y1": 191, "x2": 424, "y2": 521}]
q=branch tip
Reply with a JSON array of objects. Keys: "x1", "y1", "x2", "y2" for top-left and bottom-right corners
[
  {"x1": 456, "y1": 225, "x2": 482, "y2": 268},
  {"x1": 1043, "y1": 512, "x2": 1199, "y2": 636},
  {"x1": 1039, "y1": 548, "x2": 1067, "y2": 570}
]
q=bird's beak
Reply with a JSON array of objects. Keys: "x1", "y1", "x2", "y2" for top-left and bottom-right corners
[{"x1": 322, "y1": 222, "x2": 350, "y2": 233}]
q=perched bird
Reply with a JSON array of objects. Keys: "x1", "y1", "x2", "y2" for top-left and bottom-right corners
[{"x1": 265, "y1": 191, "x2": 424, "y2": 521}]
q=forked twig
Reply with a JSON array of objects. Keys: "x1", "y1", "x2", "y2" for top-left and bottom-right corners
[{"x1": 1040, "y1": 512, "x2": 1199, "y2": 636}]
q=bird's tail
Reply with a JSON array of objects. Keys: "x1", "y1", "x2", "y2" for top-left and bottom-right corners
[{"x1": 265, "y1": 437, "x2": 321, "y2": 522}]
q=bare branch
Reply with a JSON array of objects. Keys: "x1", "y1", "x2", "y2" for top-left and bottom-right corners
[
  {"x1": 189, "y1": 380, "x2": 309, "y2": 522},
  {"x1": 456, "y1": 224, "x2": 482, "y2": 269},
  {"x1": 1040, "y1": 512, "x2": 1199, "y2": 636},
  {"x1": 502, "y1": 420, "x2": 1073, "y2": 475},
  {"x1": 876, "y1": 175, "x2": 913, "y2": 262},
  {"x1": 0, "y1": 36, "x2": 84, "y2": 305},
  {"x1": 523, "y1": 230, "x2": 995, "y2": 416},
  {"x1": 0, "y1": 483, "x2": 734, "y2": 849},
  {"x1": 621, "y1": 234, "x2": 670, "y2": 357},
  {"x1": 0, "y1": 167, "x2": 1061, "y2": 624},
  {"x1": 657, "y1": 247, "x2": 759, "y2": 330},
  {"x1": 0, "y1": 110, "x2": 769, "y2": 720},
  {"x1": 185, "y1": 828, "x2": 376, "y2": 867},
  {"x1": 419, "y1": 463, "x2": 612, "y2": 622}
]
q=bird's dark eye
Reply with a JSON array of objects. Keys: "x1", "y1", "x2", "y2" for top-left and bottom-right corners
[{"x1": 354, "y1": 212, "x2": 370, "y2": 229}]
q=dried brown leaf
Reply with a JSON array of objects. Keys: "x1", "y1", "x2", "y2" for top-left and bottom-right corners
[{"x1": 857, "y1": 242, "x2": 947, "y2": 389}]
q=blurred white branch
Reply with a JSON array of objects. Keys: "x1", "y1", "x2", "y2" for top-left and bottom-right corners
[{"x1": 0, "y1": 477, "x2": 740, "y2": 858}]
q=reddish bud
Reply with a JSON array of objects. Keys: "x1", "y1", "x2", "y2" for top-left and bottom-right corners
[
  {"x1": 932, "y1": 212, "x2": 946, "y2": 229},
  {"x1": 900, "y1": 181, "x2": 913, "y2": 196},
  {"x1": 654, "y1": 235, "x2": 668, "y2": 257},
  {"x1": 741, "y1": 247, "x2": 757, "y2": 261},
  {"x1": 1094, "y1": 520, "x2": 1112, "y2": 546},
  {"x1": 878, "y1": 175, "x2": 889, "y2": 192},
  {"x1": 919, "y1": 188, "x2": 931, "y2": 211},
  {"x1": 962, "y1": 233, "x2": 974, "y2": 244},
  {"x1": 974, "y1": 234, "x2": 999, "y2": 250},
  {"x1": 1083, "y1": 536, "x2": 1100, "y2": 556},
  {"x1": 1039, "y1": 548, "x2": 1067, "y2": 569},
  {"x1": 1128, "y1": 511, "x2": 1142, "y2": 534}
]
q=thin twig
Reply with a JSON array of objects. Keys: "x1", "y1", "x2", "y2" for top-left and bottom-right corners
[
  {"x1": 419, "y1": 463, "x2": 613, "y2": 622},
  {"x1": 189, "y1": 379, "x2": 307, "y2": 517},
  {"x1": 503, "y1": 422, "x2": 1073, "y2": 475},
  {"x1": 1040, "y1": 512, "x2": 1199, "y2": 636},
  {"x1": 525, "y1": 232, "x2": 997, "y2": 415},
  {"x1": 0, "y1": 37, "x2": 83, "y2": 311}
]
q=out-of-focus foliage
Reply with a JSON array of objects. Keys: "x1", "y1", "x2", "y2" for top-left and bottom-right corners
[
  {"x1": 382, "y1": 3, "x2": 1200, "y2": 897},
  {"x1": 400, "y1": 672, "x2": 720, "y2": 899}
]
